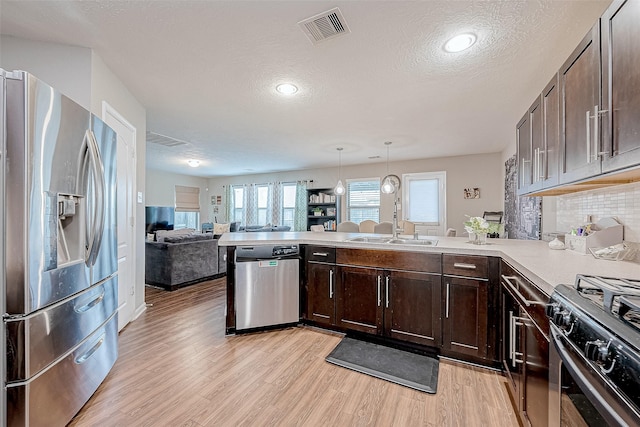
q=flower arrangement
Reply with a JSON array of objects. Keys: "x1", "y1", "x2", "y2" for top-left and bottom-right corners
[{"x1": 464, "y1": 216, "x2": 499, "y2": 235}]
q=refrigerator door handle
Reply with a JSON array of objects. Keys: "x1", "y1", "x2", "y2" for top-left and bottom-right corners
[
  {"x1": 78, "y1": 129, "x2": 105, "y2": 266},
  {"x1": 89, "y1": 130, "x2": 107, "y2": 265}
]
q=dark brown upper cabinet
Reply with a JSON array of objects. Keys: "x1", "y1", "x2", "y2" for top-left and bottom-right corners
[
  {"x1": 601, "y1": 0, "x2": 640, "y2": 173},
  {"x1": 559, "y1": 22, "x2": 602, "y2": 185}
]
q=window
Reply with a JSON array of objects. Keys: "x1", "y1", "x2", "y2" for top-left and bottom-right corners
[
  {"x1": 257, "y1": 185, "x2": 269, "y2": 225},
  {"x1": 403, "y1": 172, "x2": 446, "y2": 234},
  {"x1": 347, "y1": 179, "x2": 380, "y2": 223},
  {"x1": 174, "y1": 185, "x2": 200, "y2": 229},
  {"x1": 231, "y1": 185, "x2": 244, "y2": 223},
  {"x1": 281, "y1": 183, "x2": 296, "y2": 229},
  {"x1": 174, "y1": 211, "x2": 199, "y2": 229}
]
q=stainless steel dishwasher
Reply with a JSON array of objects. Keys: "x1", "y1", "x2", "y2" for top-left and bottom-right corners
[{"x1": 235, "y1": 244, "x2": 300, "y2": 331}]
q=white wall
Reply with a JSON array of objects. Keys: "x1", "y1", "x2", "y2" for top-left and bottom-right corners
[
  {"x1": 0, "y1": 36, "x2": 92, "y2": 109},
  {"x1": 146, "y1": 169, "x2": 210, "y2": 224},
  {"x1": 90, "y1": 52, "x2": 147, "y2": 315},
  {"x1": 207, "y1": 152, "x2": 504, "y2": 236}
]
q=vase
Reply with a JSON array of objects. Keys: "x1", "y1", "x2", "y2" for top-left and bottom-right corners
[{"x1": 469, "y1": 231, "x2": 487, "y2": 245}]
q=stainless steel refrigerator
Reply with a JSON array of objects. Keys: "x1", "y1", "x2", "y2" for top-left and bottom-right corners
[{"x1": 1, "y1": 70, "x2": 119, "y2": 426}]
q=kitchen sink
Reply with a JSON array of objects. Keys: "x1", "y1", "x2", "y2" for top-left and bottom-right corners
[
  {"x1": 345, "y1": 237, "x2": 438, "y2": 246},
  {"x1": 346, "y1": 237, "x2": 392, "y2": 243},
  {"x1": 387, "y1": 238, "x2": 438, "y2": 246}
]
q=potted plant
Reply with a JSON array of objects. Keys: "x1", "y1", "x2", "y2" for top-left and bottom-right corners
[{"x1": 312, "y1": 207, "x2": 324, "y2": 216}]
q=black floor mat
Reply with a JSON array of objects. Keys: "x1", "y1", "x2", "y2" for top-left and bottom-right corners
[{"x1": 325, "y1": 337, "x2": 439, "y2": 393}]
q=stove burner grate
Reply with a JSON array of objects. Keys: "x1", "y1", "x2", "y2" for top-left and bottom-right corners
[{"x1": 575, "y1": 275, "x2": 640, "y2": 316}]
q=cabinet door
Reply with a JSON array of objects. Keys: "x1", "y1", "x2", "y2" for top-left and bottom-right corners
[
  {"x1": 336, "y1": 265, "x2": 382, "y2": 335},
  {"x1": 516, "y1": 111, "x2": 532, "y2": 195},
  {"x1": 559, "y1": 23, "x2": 602, "y2": 184},
  {"x1": 307, "y1": 262, "x2": 336, "y2": 326},
  {"x1": 601, "y1": 0, "x2": 640, "y2": 173},
  {"x1": 542, "y1": 74, "x2": 560, "y2": 188},
  {"x1": 523, "y1": 313, "x2": 550, "y2": 427},
  {"x1": 383, "y1": 270, "x2": 442, "y2": 347},
  {"x1": 442, "y1": 276, "x2": 489, "y2": 359}
]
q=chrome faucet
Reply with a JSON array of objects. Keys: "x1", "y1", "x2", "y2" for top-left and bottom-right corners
[{"x1": 392, "y1": 198, "x2": 403, "y2": 240}]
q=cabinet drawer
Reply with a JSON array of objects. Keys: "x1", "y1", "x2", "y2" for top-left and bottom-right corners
[
  {"x1": 306, "y1": 246, "x2": 336, "y2": 263},
  {"x1": 337, "y1": 248, "x2": 441, "y2": 273},
  {"x1": 443, "y1": 254, "x2": 488, "y2": 278}
]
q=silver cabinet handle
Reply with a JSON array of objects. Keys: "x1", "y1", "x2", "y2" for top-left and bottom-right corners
[
  {"x1": 313, "y1": 252, "x2": 328, "y2": 257},
  {"x1": 593, "y1": 105, "x2": 599, "y2": 162},
  {"x1": 385, "y1": 276, "x2": 389, "y2": 308},
  {"x1": 539, "y1": 148, "x2": 546, "y2": 180},
  {"x1": 453, "y1": 262, "x2": 476, "y2": 270},
  {"x1": 586, "y1": 109, "x2": 592, "y2": 163},
  {"x1": 502, "y1": 275, "x2": 545, "y2": 307},
  {"x1": 329, "y1": 269, "x2": 334, "y2": 299},
  {"x1": 533, "y1": 148, "x2": 538, "y2": 182},
  {"x1": 509, "y1": 311, "x2": 525, "y2": 366},
  {"x1": 445, "y1": 282, "x2": 450, "y2": 318},
  {"x1": 377, "y1": 275, "x2": 381, "y2": 307}
]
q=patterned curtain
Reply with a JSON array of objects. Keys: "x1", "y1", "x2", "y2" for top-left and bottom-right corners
[
  {"x1": 269, "y1": 181, "x2": 282, "y2": 226},
  {"x1": 293, "y1": 180, "x2": 308, "y2": 231},
  {"x1": 224, "y1": 185, "x2": 232, "y2": 223},
  {"x1": 245, "y1": 184, "x2": 258, "y2": 226}
]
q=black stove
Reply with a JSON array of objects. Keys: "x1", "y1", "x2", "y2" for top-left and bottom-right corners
[{"x1": 548, "y1": 274, "x2": 640, "y2": 426}]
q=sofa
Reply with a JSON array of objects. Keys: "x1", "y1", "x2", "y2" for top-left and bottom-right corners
[{"x1": 145, "y1": 233, "x2": 226, "y2": 291}]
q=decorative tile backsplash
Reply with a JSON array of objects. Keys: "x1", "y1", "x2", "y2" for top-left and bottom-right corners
[{"x1": 555, "y1": 182, "x2": 640, "y2": 242}]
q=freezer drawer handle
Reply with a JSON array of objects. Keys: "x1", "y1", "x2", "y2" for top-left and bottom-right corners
[
  {"x1": 74, "y1": 289, "x2": 106, "y2": 313},
  {"x1": 313, "y1": 252, "x2": 329, "y2": 257},
  {"x1": 74, "y1": 334, "x2": 105, "y2": 365}
]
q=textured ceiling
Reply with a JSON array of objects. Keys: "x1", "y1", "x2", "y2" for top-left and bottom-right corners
[{"x1": 1, "y1": 1, "x2": 611, "y2": 177}]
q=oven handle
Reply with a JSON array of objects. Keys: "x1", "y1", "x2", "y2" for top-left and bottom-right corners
[{"x1": 550, "y1": 325, "x2": 636, "y2": 426}]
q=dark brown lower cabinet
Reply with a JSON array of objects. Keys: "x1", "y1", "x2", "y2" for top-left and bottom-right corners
[
  {"x1": 336, "y1": 265, "x2": 442, "y2": 343},
  {"x1": 442, "y1": 276, "x2": 489, "y2": 359},
  {"x1": 336, "y1": 265, "x2": 382, "y2": 335},
  {"x1": 384, "y1": 270, "x2": 442, "y2": 346},
  {"x1": 307, "y1": 262, "x2": 336, "y2": 326},
  {"x1": 502, "y1": 260, "x2": 550, "y2": 427}
]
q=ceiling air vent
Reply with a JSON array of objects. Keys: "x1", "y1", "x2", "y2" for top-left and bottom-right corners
[
  {"x1": 298, "y1": 7, "x2": 350, "y2": 44},
  {"x1": 146, "y1": 131, "x2": 188, "y2": 148}
]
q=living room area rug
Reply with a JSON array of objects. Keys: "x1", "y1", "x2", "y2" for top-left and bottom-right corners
[{"x1": 325, "y1": 337, "x2": 439, "y2": 393}]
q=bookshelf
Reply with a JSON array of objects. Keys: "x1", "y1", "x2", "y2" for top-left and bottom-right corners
[{"x1": 307, "y1": 188, "x2": 340, "y2": 231}]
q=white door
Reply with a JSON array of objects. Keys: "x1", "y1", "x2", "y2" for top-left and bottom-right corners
[{"x1": 103, "y1": 102, "x2": 136, "y2": 331}]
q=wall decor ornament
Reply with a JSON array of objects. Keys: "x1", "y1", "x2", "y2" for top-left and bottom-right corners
[{"x1": 464, "y1": 188, "x2": 480, "y2": 199}]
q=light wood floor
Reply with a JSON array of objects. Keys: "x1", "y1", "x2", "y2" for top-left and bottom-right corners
[{"x1": 69, "y1": 278, "x2": 519, "y2": 426}]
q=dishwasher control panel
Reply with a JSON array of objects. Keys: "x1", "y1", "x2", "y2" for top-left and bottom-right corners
[{"x1": 236, "y1": 244, "x2": 299, "y2": 260}]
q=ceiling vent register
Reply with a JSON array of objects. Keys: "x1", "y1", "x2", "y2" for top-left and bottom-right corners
[
  {"x1": 298, "y1": 7, "x2": 350, "y2": 44},
  {"x1": 146, "y1": 131, "x2": 188, "y2": 148}
]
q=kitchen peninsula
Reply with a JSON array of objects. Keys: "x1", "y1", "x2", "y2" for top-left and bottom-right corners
[{"x1": 219, "y1": 231, "x2": 640, "y2": 296}]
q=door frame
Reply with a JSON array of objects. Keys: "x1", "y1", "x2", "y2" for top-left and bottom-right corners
[{"x1": 102, "y1": 101, "x2": 138, "y2": 330}]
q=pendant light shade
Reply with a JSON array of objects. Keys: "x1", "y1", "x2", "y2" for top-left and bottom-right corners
[
  {"x1": 381, "y1": 141, "x2": 399, "y2": 194},
  {"x1": 334, "y1": 147, "x2": 345, "y2": 195}
]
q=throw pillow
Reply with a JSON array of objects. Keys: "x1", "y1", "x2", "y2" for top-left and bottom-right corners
[{"x1": 213, "y1": 223, "x2": 230, "y2": 234}]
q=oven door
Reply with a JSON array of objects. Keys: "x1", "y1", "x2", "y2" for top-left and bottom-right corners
[{"x1": 549, "y1": 324, "x2": 640, "y2": 427}]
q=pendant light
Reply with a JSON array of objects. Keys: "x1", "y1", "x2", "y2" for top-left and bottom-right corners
[
  {"x1": 334, "y1": 147, "x2": 345, "y2": 196},
  {"x1": 381, "y1": 141, "x2": 398, "y2": 194}
]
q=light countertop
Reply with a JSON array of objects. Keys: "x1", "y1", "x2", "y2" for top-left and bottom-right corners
[{"x1": 219, "y1": 231, "x2": 640, "y2": 295}]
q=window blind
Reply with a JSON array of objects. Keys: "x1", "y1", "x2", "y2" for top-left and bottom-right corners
[{"x1": 175, "y1": 185, "x2": 200, "y2": 212}]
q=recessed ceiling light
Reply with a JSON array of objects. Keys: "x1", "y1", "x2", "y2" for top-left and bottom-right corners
[
  {"x1": 276, "y1": 83, "x2": 298, "y2": 95},
  {"x1": 444, "y1": 33, "x2": 477, "y2": 53},
  {"x1": 187, "y1": 159, "x2": 200, "y2": 167}
]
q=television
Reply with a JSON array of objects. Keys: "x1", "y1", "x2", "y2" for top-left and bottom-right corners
[{"x1": 145, "y1": 206, "x2": 175, "y2": 233}]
